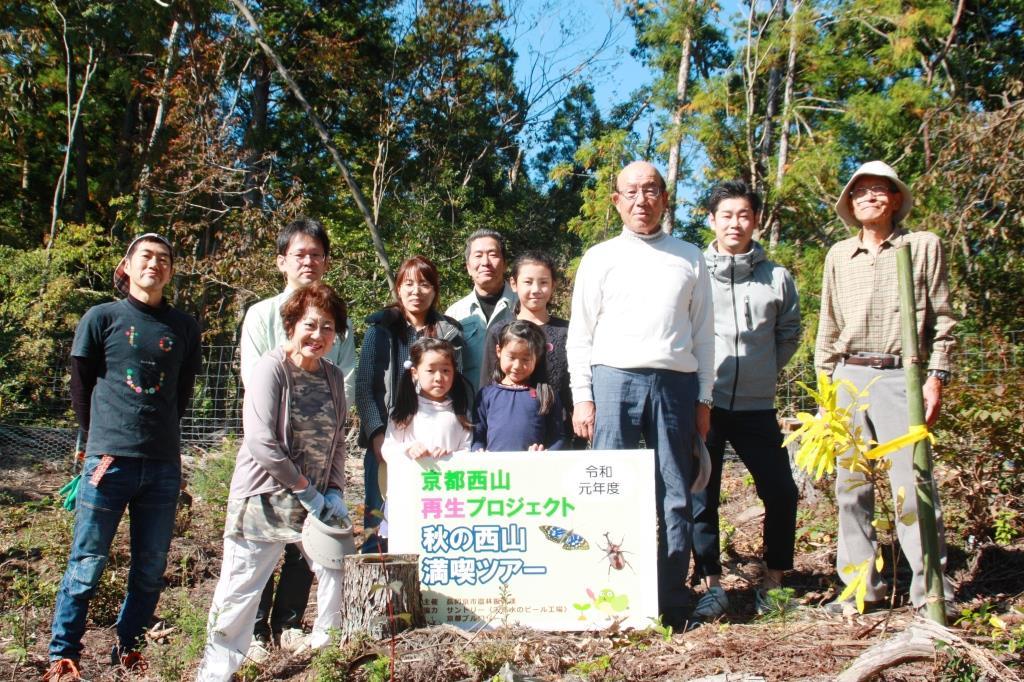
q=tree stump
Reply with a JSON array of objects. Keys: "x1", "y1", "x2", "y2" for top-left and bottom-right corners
[{"x1": 339, "y1": 553, "x2": 424, "y2": 640}]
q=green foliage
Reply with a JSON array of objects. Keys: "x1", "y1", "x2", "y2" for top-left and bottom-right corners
[
  {"x1": 188, "y1": 437, "x2": 239, "y2": 510},
  {"x1": 146, "y1": 589, "x2": 210, "y2": 682},
  {"x1": 931, "y1": 334, "x2": 1024, "y2": 542},
  {"x1": 0, "y1": 493, "x2": 70, "y2": 667},
  {"x1": 310, "y1": 631, "x2": 377, "y2": 682},
  {"x1": 0, "y1": 570, "x2": 58, "y2": 664},
  {"x1": 361, "y1": 655, "x2": 391, "y2": 682},
  {"x1": 461, "y1": 639, "x2": 516, "y2": 678},
  {"x1": 755, "y1": 587, "x2": 797, "y2": 623},
  {"x1": 938, "y1": 642, "x2": 981, "y2": 682},
  {"x1": 646, "y1": 614, "x2": 674, "y2": 642},
  {"x1": 993, "y1": 511, "x2": 1018, "y2": 547},
  {"x1": 0, "y1": 223, "x2": 118, "y2": 423},
  {"x1": 568, "y1": 654, "x2": 612, "y2": 678}
]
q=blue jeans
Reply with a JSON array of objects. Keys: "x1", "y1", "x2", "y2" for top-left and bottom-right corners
[
  {"x1": 49, "y1": 456, "x2": 181, "y2": 661},
  {"x1": 360, "y1": 447, "x2": 387, "y2": 553},
  {"x1": 692, "y1": 408, "x2": 798, "y2": 578},
  {"x1": 591, "y1": 365, "x2": 697, "y2": 611}
]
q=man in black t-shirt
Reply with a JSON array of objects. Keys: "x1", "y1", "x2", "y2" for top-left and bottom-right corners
[{"x1": 45, "y1": 234, "x2": 201, "y2": 681}]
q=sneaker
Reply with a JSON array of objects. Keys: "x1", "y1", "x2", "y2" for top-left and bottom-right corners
[
  {"x1": 42, "y1": 659, "x2": 85, "y2": 681},
  {"x1": 245, "y1": 637, "x2": 272, "y2": 664},
  {"x1": 754, "y1": 589, "x2": 772, "y2": 616},
  {"x1": 279, "y1": 627, "x2": 309, "y2": 654},
  {"x1": 755, "y1": 586, "x2": 796, "y2": 616},
  {"x1": 822, "y1": 597, "x2": 885, "y2": 616},
  {"x1": 659, "y1": 607, "x2": 701, "y2": 634},
  {"x1": 692, "y1": 586, "x2": 729, "y2": 619}
]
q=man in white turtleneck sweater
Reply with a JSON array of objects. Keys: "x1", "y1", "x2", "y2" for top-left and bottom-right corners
[{"x1": 566, "y1": 161, "x2": 714, "y2": 631}]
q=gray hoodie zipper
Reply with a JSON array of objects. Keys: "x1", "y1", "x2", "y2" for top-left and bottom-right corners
[{"x1": 729, "y1": 258, "x2": 740, "y2": 411}]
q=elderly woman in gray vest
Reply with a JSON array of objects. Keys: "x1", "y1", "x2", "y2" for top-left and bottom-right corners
[
  {"x1": 355, "y1": 255, "x2": 465, "y2": 552},
  {"x1": 197, "y1": 282, "x2": 349, "y2": 681}
]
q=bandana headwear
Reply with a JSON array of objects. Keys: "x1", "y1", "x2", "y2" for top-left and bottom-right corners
[{"x1": 113, "y1": 233, "x2": 173, "y2": 297}]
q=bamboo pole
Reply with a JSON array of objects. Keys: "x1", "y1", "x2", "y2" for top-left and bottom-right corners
[{"x1": 895, "y1": 244, "x2": 946, "y2": 625}]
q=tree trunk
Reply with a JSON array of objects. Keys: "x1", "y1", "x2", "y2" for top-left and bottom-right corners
[
  {"x1": 229, "y1": 0, "x2": 395, "y2": 290},
  {"x1": 743, "y1": 1, "x2": 759, "y2": 192},
  {"x1": 137, "y1": 19, "x2": 180, "y2": 223},
  {"x1": 759, "y1": 66, "x2": 780, "y2": 183},
  {"x1": 115, "y1": 93, "x2": 138, "y2": 197},
  {"x1": 768, "y1": 0, "x2": 799, "y2": 248},
  {"x1": 243, "y1": 57, "x2": 271, "y2": 208},
  {"x1": 68, "y1": 52, "x2": 89, "y2": 224},
  {"x1": 661, "y1": 19, "x2": 693, "y2": 234},
  {"x1": 339, "y1": 554, "x2": 425, "y2": 640}
]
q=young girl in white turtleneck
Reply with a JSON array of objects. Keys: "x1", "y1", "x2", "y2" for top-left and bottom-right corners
[{"x1": 377, "y1": 337, "x2": 472, "y2": 538}]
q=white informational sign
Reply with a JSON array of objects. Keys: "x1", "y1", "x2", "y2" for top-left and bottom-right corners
[{"x1": 387, "y1": 450, "x2": 658, "y2": 631}]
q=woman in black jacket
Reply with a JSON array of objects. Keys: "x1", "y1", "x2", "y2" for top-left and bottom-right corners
[{"x1": 354, "y1": 255, "x2": 464, "y2": 552}]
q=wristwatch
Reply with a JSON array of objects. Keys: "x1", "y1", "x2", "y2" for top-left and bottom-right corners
[
  {"x1": 926, "y1": 369, "x2": 951, "y2": 386},
  {"x1": 697, "y1": 398, "x2": 714, "y2": 409}
]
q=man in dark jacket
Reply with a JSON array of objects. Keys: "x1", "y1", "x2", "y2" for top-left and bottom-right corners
[{"x1": 690, "y1": 181, "x2": 801, "y2": 620}]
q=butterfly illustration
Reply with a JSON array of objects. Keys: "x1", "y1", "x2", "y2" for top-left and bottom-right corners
[{"x1": 539, "y1": 525, "x2": 590, "y2": 550}]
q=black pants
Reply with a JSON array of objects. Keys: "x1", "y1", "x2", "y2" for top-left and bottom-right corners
[
  {"x1": 691, "y1": 408, "x2": 799, "y2": 578},
  {"x1": 254, "y1": 543, "x2": 313, "y2": 640}
]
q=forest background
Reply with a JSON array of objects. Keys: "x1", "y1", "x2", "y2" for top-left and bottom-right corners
[{"x1": 0, "y1": 0, "x2": 1022, "y2": 545}]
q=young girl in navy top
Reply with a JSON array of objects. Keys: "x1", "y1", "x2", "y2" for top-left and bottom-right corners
[
  {"x1": 479, "y1": 251, "x2": 577, "y2": 445},
  {"x1": 472, "y1": 320, "x2": 565, "y2": 451}
]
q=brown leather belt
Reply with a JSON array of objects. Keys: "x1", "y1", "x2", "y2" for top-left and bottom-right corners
[{"x1": 843, "y1": 353, "x2": 902, "y2": 369}]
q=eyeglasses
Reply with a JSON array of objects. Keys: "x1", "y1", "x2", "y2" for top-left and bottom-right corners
[
  {"x1": 616, "y1": 185, "x2": 663, "y2": 201},
  {"x1": 288, "y1": 252, "x2": 326, "y2": 264},
  {"x1": 850, "y1": 185, "x2": 894, "y2": 201}
]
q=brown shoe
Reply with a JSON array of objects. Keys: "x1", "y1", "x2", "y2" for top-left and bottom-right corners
[
  {"x1": 111, "y1": 649, "x2": 148, "y2": 674},
  {"x1": 42, "y1": 659, "x2": 85, "y2": 681}
]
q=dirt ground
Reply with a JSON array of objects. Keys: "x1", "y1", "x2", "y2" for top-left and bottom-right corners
[{"x1": 2, "y1": 440, "x2": 1022, "y2": 681}]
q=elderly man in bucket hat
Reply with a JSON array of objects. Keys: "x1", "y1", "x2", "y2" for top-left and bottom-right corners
[{"x1": 816, "y1": 161, "x2": 957, "y2": 616}]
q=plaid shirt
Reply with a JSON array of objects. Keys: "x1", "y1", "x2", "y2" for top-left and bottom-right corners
[{"x1": 815, "y1": 228, "x2": 956, "y2": 376}]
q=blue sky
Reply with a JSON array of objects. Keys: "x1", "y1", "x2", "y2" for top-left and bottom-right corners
[{"x1": 509, "y1": 0, "x2": 743, "y2": 221}]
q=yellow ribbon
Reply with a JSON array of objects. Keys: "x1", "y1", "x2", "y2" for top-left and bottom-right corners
[{"x1": 864, "y1": 424, "x2": 935, "y2": 460}]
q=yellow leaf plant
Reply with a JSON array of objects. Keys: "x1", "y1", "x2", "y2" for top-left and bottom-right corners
[{"x1": 783, "y1": 372, "x2": 937, "y2": 614}]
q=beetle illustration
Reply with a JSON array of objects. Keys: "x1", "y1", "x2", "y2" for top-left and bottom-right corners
[{"x1": 598, "y1": 532, "x2": 634, "y2": 574}]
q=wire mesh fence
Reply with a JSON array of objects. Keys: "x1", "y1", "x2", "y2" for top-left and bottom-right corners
[{"x1": 1, "y1": 330, "x2": 1021, "y2": 462}]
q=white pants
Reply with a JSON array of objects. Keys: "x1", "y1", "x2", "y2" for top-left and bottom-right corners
[{"x1": 195, "y1": 535, "x2": 344, "y2": 681}]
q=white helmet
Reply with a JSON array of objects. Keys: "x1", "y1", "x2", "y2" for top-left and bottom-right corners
[{"x1": 302, "y1": 513, "x2": 356, "y2": 569}]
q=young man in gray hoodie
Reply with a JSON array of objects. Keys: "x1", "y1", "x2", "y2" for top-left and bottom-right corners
[{"x1": 690, "y1": 180, "x2": 801, "y2": 619}]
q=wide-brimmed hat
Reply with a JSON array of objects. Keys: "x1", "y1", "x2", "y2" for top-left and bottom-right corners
[
  {"x1": 113, "y1": 233, "x2": 173, "y2": 296},
  {"x1": 834, "y1": 160, "x2": 913, "y2": 228},
  {"x1": 302, "y1": 512, "x2": 356, "y2": 569}
]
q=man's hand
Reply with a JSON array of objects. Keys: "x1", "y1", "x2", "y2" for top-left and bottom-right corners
[
  {"x1": 527, "y1": 443, "x2": 546, "y2": 451},
  {"x1": 371, "y1": 432, "x2": 385, "y2": 463},
  {"x1": 923, "y1": 376, "x2": 943, "y2": 427},
  {"x1": 573, "y1": 401, "x2": 596, "y2": 441},
  {"x1": 695, "y1": 403, "x2": 711, "y2": 441}
]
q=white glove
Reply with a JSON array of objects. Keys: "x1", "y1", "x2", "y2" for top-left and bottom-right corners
[{"x1": 323, "y1": 488, "x2": 349, "y2": 522}]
